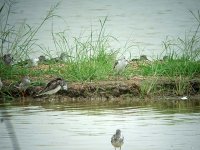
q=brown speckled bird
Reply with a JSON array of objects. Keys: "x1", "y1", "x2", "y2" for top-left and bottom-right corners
[{"x1": 36, "y1": 78, "x2": 67, "y2": 96}]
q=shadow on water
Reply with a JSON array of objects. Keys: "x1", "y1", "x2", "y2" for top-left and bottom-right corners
[{"x1": 0, "y1": 107, "x2": 21, "y2": 150}]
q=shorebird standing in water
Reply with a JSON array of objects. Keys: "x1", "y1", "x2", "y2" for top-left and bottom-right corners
[
  {"x1": 36, "y1": 78, "x2": 67, "y2": 96},
  {"x1": 113, "y1": 57, "x2": 128, "y2": 74},
  {"x1": 111, "y1": 129, "x2": 124, "y2": 150}
]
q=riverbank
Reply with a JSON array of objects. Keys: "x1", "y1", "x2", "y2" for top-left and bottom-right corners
[{"x1": 0, "y1": 74, "x2": 200, "y2": 105}]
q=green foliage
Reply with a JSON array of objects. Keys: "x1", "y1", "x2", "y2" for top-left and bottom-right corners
[
  {"x1": 64, "y1": 52, "x2": 114, "y2": 81},
  {"x1": 0, "y1": 0, "x2": 59, "y2": 60},
  {"x1": 49, "y1": 17, "x2": 116, "y2": 81},
  {"x1": 174, "y1": 75, "x2": 189, "y2": 96},
  {"x1": 139, "y1": 59, "x2": 200, "y2": 77},
  {"x1": 139, "y1": 10, "x2": 200, "y2": 78},
  {"x1": 140, "y1": 77, "x2": 158, "y2": 97}
]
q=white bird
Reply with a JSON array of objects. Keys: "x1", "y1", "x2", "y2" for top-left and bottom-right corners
[
  {"x1": 36, "y1": 78, "x2": 67, "y2": 96},
  {"x1": 29, "y1": 58, "x2": 39, "y2": 67},
  {"x1": 14, "y1": 76, "x2": 31, "y2": 98},
  {"x1": 16, "y1": 76, "x2": 31, "y2": 92},
  {"x1": 113, "y1": 57, "x2": 128, "y2": 74},
  {"x1": 181, "y1": 96, "x2": 188, "y2": 100},
  {"x1": 111, "y1": 129, "x2": 124, "y2": 150},
  {"x1": 0, "y1": 78, "x2": 3, "y2": 90}
]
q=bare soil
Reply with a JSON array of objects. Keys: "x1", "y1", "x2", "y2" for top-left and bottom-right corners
[{"x1": 0, "y1": 76, "x2": 199, "y2": 104}]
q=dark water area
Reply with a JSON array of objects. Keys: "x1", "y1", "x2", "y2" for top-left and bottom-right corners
[{"x1": 0, "y1": 103, "x2": 200, "y2": 150}]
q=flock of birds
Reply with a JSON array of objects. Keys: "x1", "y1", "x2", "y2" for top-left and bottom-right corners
[
  {"x1": 1, "y1": 53, "x2": 129, "y2": 72},
  {"x1": 0, "y1": 76, "x2": 68, "y2": 97},
  {"x1": 0, "y1": 53, "x2": 129, "y2": 98},
  {"x1": 1, "y1": 52, "x2": 69, "y2": 67},
  {"x1": 0, "y1": 54, "x2": 70, "y2": 97}
]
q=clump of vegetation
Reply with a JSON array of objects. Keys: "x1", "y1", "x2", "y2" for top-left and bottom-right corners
[
  {"x1": 140, "y1": 76, "x2": 158, "y2": 98},
  {"x1": 139, "y1": 10, "x2": 200, "y2": 78},
  {"x1": 49, "y1": 17, "x2": 117, "y2": 81},
  {"x1": 174, "y1": 75, "x2": 190, "y2": 96},
  {"x1": 0, "y1": 1, "x2": 119, "y2": 83},
  {"x1": 132, "y1": 10, "x2": 200, "y2": 97},
  {"x1": 0, "y1": 0, "x2": 61, "y2": 80}
]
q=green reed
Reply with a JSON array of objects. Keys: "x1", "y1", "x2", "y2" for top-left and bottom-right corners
[
  {"x1": 0, "y1": 1, "x2": 60, "y2": 79},
  {"x1": 139, "y1": 10, "x2": 200, "y2": 78},
  {"x1": 50, "y1": 17, "x2": 117, "y2": 81}
]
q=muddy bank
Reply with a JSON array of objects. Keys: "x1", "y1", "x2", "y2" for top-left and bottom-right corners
[{"x1": 0, "y1": 77, "x2": 200, "y2": 104}]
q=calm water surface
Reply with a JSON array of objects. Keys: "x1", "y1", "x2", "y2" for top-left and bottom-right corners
[
  {"x1": 4, "y1": 0, "x2": 200, "y2": 59},
  {"x1": 0, "y1": 104, "x2": 200, "y2": 150}
]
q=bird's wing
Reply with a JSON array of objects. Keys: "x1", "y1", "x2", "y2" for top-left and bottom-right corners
[
  {"x1": 111, "y1": 134, "x2": 116, "y2": 142},
  {"x1": 40, "y1": 78, "x2": 61, "y2": 93}
]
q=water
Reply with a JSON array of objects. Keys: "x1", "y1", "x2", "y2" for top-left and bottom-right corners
[
  {"x1": 4, "y1": 0, "x2": 200, "y2": 59},
  {"x1": 0, "y1": 104, "x2": 200, "y2": 150}
]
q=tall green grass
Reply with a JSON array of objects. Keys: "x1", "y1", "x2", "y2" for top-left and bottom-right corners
[
  {"x1": 139, "y1": 10, "x2": 200, "y2": 78},
  {"x1": 139, "y1": 59, "x2": 200, "y2": 77},
  {"x1": 50, "y1": 17, "x2": 117, "y2": 81},
  {"x1": 0, "y1": 1, "x2": 117, "y2": 82},
  {"x1": 0, "y1": 1, "x2": 60, "y2": 79}
]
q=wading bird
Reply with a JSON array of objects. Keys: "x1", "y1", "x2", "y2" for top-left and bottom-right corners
[
  {"x1": 36, "y1": 78, "x2": 67, "y2": 96},
  {"x1": 111, "y1": 129, "x2": 124, "y2": 150},
  {"x1": 113, "y1": 57, "x2": 128, "y2": 74},
  {"x1": 29, "y1": 58, "x2": 39, "y2": 67}
]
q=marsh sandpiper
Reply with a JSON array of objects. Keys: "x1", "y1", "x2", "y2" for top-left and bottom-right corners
[{"x1": 111, "y1": 129, "x2": 124, "y2": 150}]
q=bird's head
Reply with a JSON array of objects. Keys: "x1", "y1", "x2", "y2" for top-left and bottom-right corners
[
  {"x1": 116, "y1": 129, "x2": 121, "y2": 136},
  {"x1": 58, "y1": 79, "x2": 68, "y2": 91}
]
